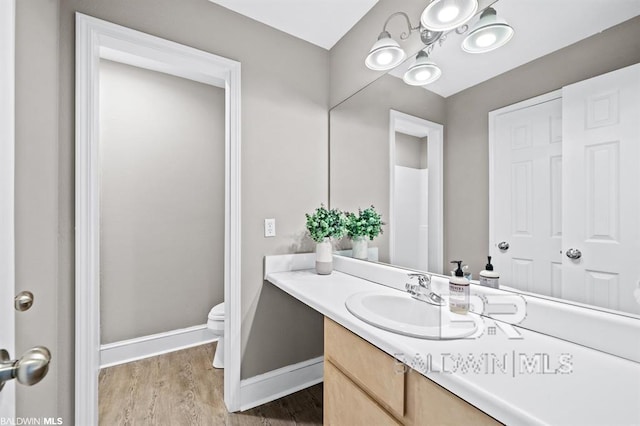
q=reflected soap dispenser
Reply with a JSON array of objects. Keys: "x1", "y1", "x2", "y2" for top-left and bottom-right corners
[
  {"x1": 449, "y1": 260, "x2": 469, "y2": 314},
  {"x1": 479, "y1": 256, "x2": 500, "y2": 289}
]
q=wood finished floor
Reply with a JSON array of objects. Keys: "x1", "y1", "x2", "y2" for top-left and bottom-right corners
[{"x1": 99, "y1": 343, "x2": 323, "y2": 426}]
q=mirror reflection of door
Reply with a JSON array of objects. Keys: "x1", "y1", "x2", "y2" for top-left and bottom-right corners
[
  {"x1": 491, "y1": 63, "x2": 640, "y2": 315},
  {"x1": 393, "y1": 132, "x2": 429, "y2": 271},
  {"x1": 492, "y1": 96, "x2": 563, "y2": 296}
]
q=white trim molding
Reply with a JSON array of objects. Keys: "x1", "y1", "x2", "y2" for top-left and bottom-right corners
[
  {"x1": 0, "y1": 0, "x2": 16, "y2": 418},
  {"x1": 99, "y1": 325, "x2": 218, "y2": 369},
  {"x1": 75, "y1": 14, "x2": 242, "y2": 424},
  {"x1": 239, "y1": 357, "x2": 324, "y2": 411},
  {"x1": 389, "y1": 110, "x2": 444, "y2": 274}
]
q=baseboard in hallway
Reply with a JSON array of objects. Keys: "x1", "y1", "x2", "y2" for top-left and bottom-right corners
[{"x1": 98, "y1": 343, "x2": 323, "y2": 425}]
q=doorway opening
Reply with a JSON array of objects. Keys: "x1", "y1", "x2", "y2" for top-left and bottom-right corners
[
  {"x1": 389, "y1": 110, "x2": 443, "y2": 274},
  {"x1": 75, "y1": 14, "x2": 242, "y2": 424}
]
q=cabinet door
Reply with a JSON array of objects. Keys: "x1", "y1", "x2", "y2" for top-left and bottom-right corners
[
  {"x1": 324, "y1": 360, "x2": 401, "y2": 426},
  {"x1": 562, "y1": 63, "x2": 640, "y2": 314},
  {"x1": 324, "y1": 318, "x2": 405, "y2": 418},
  {"x1": 404, "y1": 369, "x2": 500, "y2": 426}
]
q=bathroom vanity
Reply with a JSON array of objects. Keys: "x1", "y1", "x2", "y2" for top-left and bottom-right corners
[
  {"x1": 265, "y1": 254, "x2": 640, "y2": 425},
  {"x1": 324, "y1": 318, "x2": 498, "y2": 425}
]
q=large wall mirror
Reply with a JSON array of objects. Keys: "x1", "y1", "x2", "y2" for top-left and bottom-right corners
[{"x1": 329, "y1": 1, "x2": 640, "y2": 320}]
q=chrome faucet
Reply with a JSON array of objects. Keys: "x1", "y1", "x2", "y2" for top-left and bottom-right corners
[{"x1": 405, "y1": 273, "x2": 445, "y2": 306}]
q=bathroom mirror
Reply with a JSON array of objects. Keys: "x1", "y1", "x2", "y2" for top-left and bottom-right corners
[
  {"x1": 329, "y1": 1, "x2": 640, "y2": 318},
  {"x1": 330, "y1": 73, "x2": 445, "y2": 273}
]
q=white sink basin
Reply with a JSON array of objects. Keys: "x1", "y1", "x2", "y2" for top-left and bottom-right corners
[{"x1": 345, "y1": 291, "x2": 478, "y2": 340}]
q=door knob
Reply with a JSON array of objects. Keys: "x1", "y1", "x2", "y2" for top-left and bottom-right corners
[
  {"x1": 566, "y1": 248, "x2": 582, "y2": 259},
  {"x1": 497, "y1": 241, "x2": 510, "y2": 251},
  {"x1": 0, "y1": 346, "x2": 51, "y2": 392},
  {"x1": 14, "y1": 290, "x2": 34, "y2": 312}
]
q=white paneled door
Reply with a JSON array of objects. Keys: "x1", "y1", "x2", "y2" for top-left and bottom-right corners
[
  {"x1": 492, "y1": 96, "x2": 563, "y2": 297},
  {"x1": 562, "y1": 63, "x2": 640, "y2": 314},
  {"x1": 492, "y1": 63, "x2": 640, "y2": 315}
]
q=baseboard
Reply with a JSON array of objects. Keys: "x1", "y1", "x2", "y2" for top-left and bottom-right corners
[
  {"x1": 239, "y1": 356, "x2": 324, "y2": 411},
  {"x1": 100, "y1": 324, "x2": 218, "y2": 368}
]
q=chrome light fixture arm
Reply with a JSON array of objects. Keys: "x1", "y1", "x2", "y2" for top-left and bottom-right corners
[
  {"x1": 380, "y1": 11, "x2": 446, "y2": 47},
  {"x1": 382, "y1": 11, "x2": 421, "y2": 40}
]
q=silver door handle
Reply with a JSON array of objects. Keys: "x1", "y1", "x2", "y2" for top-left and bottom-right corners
[
  {"x1": 566, "y1": 248, "x2": 582, "y2": 259},
  {"x1": 0, "y1": 346, "x2": 51, "y2": 391},
  {"x1": 14, "y1": 291, "x2": 34, "y2": 312},
  {"x1": 497, "y1": 241, "x2": 510, "y2": 251}
]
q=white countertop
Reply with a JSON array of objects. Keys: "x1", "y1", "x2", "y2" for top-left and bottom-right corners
[{"x1": 266, "y1": 268, "x2": 640, "y2": 426}]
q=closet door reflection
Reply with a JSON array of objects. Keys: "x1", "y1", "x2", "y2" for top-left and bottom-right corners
[
  {"x1": 491, "y1": 63, "x2": 640, "y2": 315},
  {"x1": 561, "y1": 63, "x2": 640, "y2": 314},
  {"x1": 492, "y1": 97, "x2": 563, "y2": 296}
]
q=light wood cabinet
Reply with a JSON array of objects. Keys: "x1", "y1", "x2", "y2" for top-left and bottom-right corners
[{"x1": 324, "y1": 317, "x2": 501, "y2": 426}]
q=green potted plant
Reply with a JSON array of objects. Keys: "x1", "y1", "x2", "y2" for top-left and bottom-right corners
[
  {"x1": 305, "y1": 204, "x2": 347, "y2": 274},
  {"x1": 345, "y1": 206, "x2": 383, "y2": 260}
]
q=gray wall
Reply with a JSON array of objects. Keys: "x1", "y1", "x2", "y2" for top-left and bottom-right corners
[
  {"x1": 99, "y1": 60, "x2": 225, "y2": 344},
  {"x1": 330, "y1": 74, "x2": 445, "y2": 261},
  {"x1": 16, "y1": 0, "x2": 329, "y2": 420},
  {"x1": 444, "y1": 16, "x2": 640, "y2": 275},
  {"x1": 395, "y1": 133, "x2": 427, "y2": 169}
]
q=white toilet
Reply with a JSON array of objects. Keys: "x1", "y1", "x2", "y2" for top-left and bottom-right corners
[{"x1": 207, "y1": 302, "x2": 225, "y2": 369}]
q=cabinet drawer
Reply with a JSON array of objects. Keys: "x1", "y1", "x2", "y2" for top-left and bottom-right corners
[
  {"x1": 324, "y1": 360, "x2": 400, "y2": 426},
  {"x1": 324, "y1": 318, "x2": 405, "y2": 418}
]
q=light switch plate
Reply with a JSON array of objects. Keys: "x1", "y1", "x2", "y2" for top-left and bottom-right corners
[{"x1": 264, "y1": 218, "x2": 276, "y2": 237}]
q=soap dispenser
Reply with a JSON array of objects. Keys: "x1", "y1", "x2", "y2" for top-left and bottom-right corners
[
  {"x1": 479, "y1": 256, "x2": 500, "y2": 289},
  {"x1": 449, "y1": 260, "x2": 469, "y2": 314}
]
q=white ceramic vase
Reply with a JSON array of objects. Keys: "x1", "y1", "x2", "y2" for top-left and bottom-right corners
[
  {"x1": 351, "y1": 236, "x2": 368, "y2": 260},
  {"x1": 315, "y1": 237, "x2": 333, "y2": 275}
]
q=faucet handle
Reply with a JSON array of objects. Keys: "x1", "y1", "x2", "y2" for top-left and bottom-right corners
[{"x1": 407, "y1": 273, "x2": 431, "y2": 288}]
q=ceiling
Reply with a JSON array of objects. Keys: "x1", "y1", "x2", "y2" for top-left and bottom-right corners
[
  {"x1": 208, "y1": 0, "x2": 379, "y2": 50},
  {"x1": 210, "y1": 0, "x2": 640, "y2": 97}
]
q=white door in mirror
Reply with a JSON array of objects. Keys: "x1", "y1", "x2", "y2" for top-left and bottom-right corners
[
  {"x1": 562, "y1": 63, "x2": 640, "y2": 314},
  {"x1": 492, "y1": 64, "x2": 640, "y2": 315},
  {"x1": 492, "y1": 97, "x2": 563, "y2": 296}
]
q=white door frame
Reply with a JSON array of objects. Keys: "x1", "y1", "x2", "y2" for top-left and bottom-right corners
[
  {"x1": 75, "y1": 14, "x2": 242, "y2": 424},
  {"x1": 389, "y1": 110, "x2": 443, "y2": 274},
  {"x1": 0, "y1": 0, "x2": 16, "y2": 418}
]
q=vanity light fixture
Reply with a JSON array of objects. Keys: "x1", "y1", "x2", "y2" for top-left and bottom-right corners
[
  {"x1": 365, "y1": 1, "x2": 514, "y2": 85},
  {"x1": 421, "y1": 0, "x2": 478, "y2": 32},
  {"x1": 403, "y1": 50, "x2": 442, "y2": 85},
  {"x1": 461, "y1": 7, "x2": 514, "y2": 53},
  {"x1": 365, "y1": 30, "x2": 407, "y2": 71}
]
